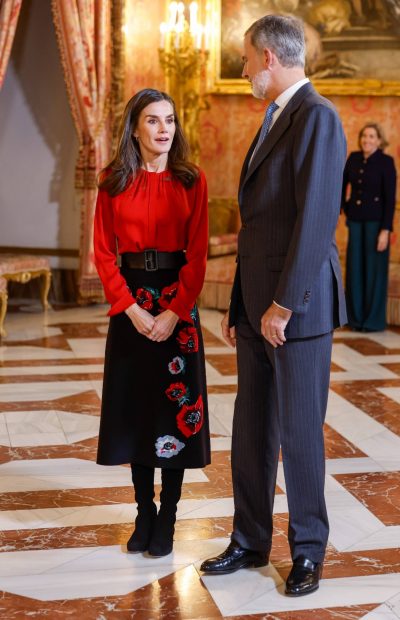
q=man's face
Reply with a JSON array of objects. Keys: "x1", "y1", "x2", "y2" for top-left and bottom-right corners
[{"x1": 242, "y1": 33, "x2": 270, "y2": 100}]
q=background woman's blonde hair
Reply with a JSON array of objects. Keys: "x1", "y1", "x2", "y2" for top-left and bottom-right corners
[{"x1": 358, "y1": 123, "x2": 389, "y2": 150}]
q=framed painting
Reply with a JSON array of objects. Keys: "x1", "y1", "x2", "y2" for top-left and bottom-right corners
[{"x1": 207, "y1": 0, "x2": 400, "y2": 95}]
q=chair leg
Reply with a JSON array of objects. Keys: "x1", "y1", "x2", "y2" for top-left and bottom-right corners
[
  {"x1": 0, "y1": 290, "x2": 8, "y2": 340},
  {"x1": 40, "y1": 270, "x2": 52, "y2": 310}
]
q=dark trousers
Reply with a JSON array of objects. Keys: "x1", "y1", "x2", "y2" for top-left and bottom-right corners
[
  {"x1": 231, "y1": 305, "x2": 332, "y2": 563},
  {"x1": 346, "y1": 220, "x2": 389, "y2": 331}
]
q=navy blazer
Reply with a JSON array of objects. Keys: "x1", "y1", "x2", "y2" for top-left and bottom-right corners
[
  {"x1": 342, "y1": 149, "x2": 397, "y2": 231},
  {"x1": 229, "y1": 83, "x2": 347, "y2": 339}
]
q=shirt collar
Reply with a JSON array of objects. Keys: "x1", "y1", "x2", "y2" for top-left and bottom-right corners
[{"x1": 274, "y1": 78, "x2": 310, "y2": 112}]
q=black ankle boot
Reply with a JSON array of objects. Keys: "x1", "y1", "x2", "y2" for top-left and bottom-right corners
[
  {"x1": 148, "y1": 468, "x2": 184, "y2": 557},
  {"x1": 127, "y1": 464, "x2": 157, "y2": 553}
]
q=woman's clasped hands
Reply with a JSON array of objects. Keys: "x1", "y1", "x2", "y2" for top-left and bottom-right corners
[{"x1": 125, "y1": 303, "x2": 179, "y2": 342}]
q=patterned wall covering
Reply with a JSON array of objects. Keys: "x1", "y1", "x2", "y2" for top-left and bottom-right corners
[{"x1": 123, "y1": 3, "x2": 400, "y2": 201}]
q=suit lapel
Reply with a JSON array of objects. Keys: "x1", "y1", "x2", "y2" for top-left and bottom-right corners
[
  {"x1": 239, "y1": 83, "x2": 314, "y2": 196},
  {"x1": 238, "y1": 131, "x2": 260, "y2": 201}
]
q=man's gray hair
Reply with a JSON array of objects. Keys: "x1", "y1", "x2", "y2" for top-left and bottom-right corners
[{"x1": 245, "y1": 14, "x2": 305, "y2": 68}]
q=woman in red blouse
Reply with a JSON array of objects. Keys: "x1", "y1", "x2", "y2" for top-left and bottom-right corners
[{"x1": 94, "y1": 89, "x2": 210, "y2": 557}]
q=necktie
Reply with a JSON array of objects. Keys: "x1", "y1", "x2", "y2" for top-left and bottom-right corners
[{"x1": 251, "y1": 100, "x2": 279, "y2": 162}]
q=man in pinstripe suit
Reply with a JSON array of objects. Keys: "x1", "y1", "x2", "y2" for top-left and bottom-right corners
[{"x1": 201, "y1": 15, "x2": 347, "y2": 596}]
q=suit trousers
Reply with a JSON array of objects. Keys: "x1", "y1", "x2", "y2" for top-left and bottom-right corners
[{"x1": 231, "y1": 304, "x2": 333, "y2": 564}]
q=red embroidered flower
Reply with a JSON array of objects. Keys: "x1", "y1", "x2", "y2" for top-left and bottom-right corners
[
  {"x1": 177, "y1": 395, "x2": 204, "y2": 438},
  {"x1": 176, "y1": 327, "x2": 198, "y2": 354},
  {"x1": 136, "y1": 287, "x2": 153, "y2": 310},
  {"x1": 165, "y1": 382, "x2": 188, "y2": 403},
  {"x1": 159, "y1": 282, "x2": 179, "y2": 310}
]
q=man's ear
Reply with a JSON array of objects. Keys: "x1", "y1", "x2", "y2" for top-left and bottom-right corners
[{"x1": 263, "y1": 48, "x2": 274, "y2": 69}]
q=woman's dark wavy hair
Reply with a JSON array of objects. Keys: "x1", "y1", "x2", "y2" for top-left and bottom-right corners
[{"x1": 98, "y1": 89, "x2": 199, "y2": 195}]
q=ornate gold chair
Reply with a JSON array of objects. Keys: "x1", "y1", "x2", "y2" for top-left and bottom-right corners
[{"x1": 0, "y1": 254, "x2": 51, "y2": 339}]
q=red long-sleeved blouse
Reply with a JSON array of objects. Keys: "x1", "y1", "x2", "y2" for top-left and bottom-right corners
[{"x1": 93, "y1": 168, "x2": 208, "y2": 324}]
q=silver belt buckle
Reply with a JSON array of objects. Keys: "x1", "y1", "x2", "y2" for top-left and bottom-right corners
[{"x1": 144, "y1": 249, "x2": 158, "y2": 271}]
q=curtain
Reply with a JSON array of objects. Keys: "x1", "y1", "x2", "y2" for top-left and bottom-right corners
[
  {"x1": 0, "y1": 0, "x2": 22, "y2": 90},
  {"x1": 52, "y1": 0, "x2": 112, "y2": 300}
]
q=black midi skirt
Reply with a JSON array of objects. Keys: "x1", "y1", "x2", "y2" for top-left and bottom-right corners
[{"x1": 97, "y1": 266, "x2": 211, "y2": 469}]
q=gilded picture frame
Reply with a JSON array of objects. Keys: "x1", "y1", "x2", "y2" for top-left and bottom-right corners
[{"x1": 207, "y1": 0, "x2": 400, "y2": 96}]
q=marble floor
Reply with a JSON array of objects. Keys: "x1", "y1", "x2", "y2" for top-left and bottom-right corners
[{"x1": 0, "y1": 303, "x2": 400, "y2": 619}]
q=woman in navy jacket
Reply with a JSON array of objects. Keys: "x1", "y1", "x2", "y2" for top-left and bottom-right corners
[{"x1": 342, "y1": 123, "x2": 397, "y2": 331}]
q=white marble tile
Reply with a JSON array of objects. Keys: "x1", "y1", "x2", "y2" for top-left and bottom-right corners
[
  {"x1": 90, "y1": 379, "x2": 103, "y2": 399},
  {"x1": 273, "y1": 493, "x2": 289, "y2": 514},
  {"x1": 205, "y1": 361, "x2": 237, "y2": 386},
  {"x1": 209, "y1": 393, "x2": 235, "y2": 436},
  {"x1": 66, "y1": 338, "x2": 106, "y2": 358},
  {"x1": 0, "y1": 346, "x2": 75, "y2": 362},
  {"x1": 366, "y1": 330, "x2": 400, "y2": 349},
  {"x1": 204, "y1": 345, "x2": 235, "y2": 355},
  {"x1": 177, "y1": 497, "x2": 234, "y2": 520},
  {"x1": 0, "y1": 498, "x2": 232, "y2": 531},
  {"x1": 200, "y1": 562, "x2": 283, "y2": 616},
  {"x1": 0, "y1": 364, "x2": 104, "y2": 376},
  {"x1": 325, "y1": 457, "x2": 385, "y2": 474},
  {"x1": 210, "y1": 436, "x2": 232, "y2": 451},
  {"x1": 57, "y1": 411, "x2": 100, "y2": 444},
  {"x1": 377, "y1": 387, "x2": 400, "y2": 405},
  {"x1": 0, "y1": 458, "x2": 207, "y2": 493},
  {"x1": 326, "y1": 390, "x2": 393, "y2": 443},
  {"x1": 357, "y1": 429, "x2": 400, "y2": 470},
  {"x1": 0, "y1": 413, "x2": 10, "y2": 446},
  {"x1": 2, "y1": 410, "x2": 100, "y2": 447},
  {"x1": 0, "y1": 381, "x2": 95, "y2": 402},
  {"x1": 330, "y1": 344, "x2": 398, "y2": 381},
  {"x1": 324, "y1": 476, "x2": 384, "y2": 552},
  {"x1": 198, "y1": 309, "x2": 227, "y2": 339},
  {"x1": 363, "y1": 603, "x2": 400, "y2": 619},
  {"x1": 386, "y1": 590, "x2": 400, "y2": 618},
  {"x1": 347, "y1": 526, "x2": 400, "y2": 551},
  {"x1": 0, "y1": 539, "x2": 223, "y2": 600},
  {"x1": 4, "y1": 327, "x2": 62, "y2": 342},
  {"x1": 203, "y1": 571, "x2": 400, "y2": 616}
]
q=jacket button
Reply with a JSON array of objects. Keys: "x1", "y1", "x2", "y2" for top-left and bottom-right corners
[
  {"x1": 358, "y1": 179, "x2": 362, "y2": 183},
  {"x1": 356, "y1": 200, "x2": 362, "y2": 205},
  {"x1": 359, "y1": 169, "x2": 364, "y2": 173},
  {"x1": 374, "y1": 197, "x2": 379, "y2": 201}
]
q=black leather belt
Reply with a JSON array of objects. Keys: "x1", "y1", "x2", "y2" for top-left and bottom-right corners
[{"x1": 121, "y1": 250, "x2": 186, "y2": 271}]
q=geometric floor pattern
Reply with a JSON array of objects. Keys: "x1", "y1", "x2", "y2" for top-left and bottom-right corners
[{"x1": 1, "y1": 304, "x2": 400, "y2": 618}]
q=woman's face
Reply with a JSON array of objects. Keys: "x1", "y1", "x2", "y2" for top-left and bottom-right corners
[
  {"x1": 360, "y1": 127, "x2": 381, "y2": 158},
  {"x1": 133, "y1": 100, "x2": 176, "y2": 160}
]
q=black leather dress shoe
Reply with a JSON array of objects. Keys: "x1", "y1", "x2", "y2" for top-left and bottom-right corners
[
  {"x1": 200, "y1": 540, "x2": 268, "y2": 575},
  {"x1": 285, "y1": 556, "x2": 322, "y2": 596}
]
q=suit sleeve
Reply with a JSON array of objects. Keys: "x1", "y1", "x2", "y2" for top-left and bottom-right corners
[
  {"x1": 381, "y1": 156, "x2": 397, "y2": 231},
  {"x1": 168, "y1": 171, "x2": 209, "y2": 323},
  {"x1": 93, "y1": 188, "x2": 137, "y2": 316},
  {"x1": 274, "y1": 104, "x2": 347, "y2": 314}
]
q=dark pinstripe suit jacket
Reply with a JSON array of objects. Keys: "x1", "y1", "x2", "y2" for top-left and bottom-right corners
[{"x1": 229, "y1": 82, "x2": 348, "y2": 339}]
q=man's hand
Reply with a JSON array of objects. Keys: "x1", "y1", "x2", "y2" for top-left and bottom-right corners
[
  {"x1": 377, "y1": 229, "x2": 390, "y2": 252},
  {"x1": 149, "y1": 309, "x2": 179, "y2": 342},
  {"x1": 261, "y1": 302, "x2": 292, "y2": 348},
  {"x1": 221, "y1": 312, "x2": 236, "y2": 347},
  {"x1": 125, "y1": 303, "x2": 155, "y2": 336}
]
